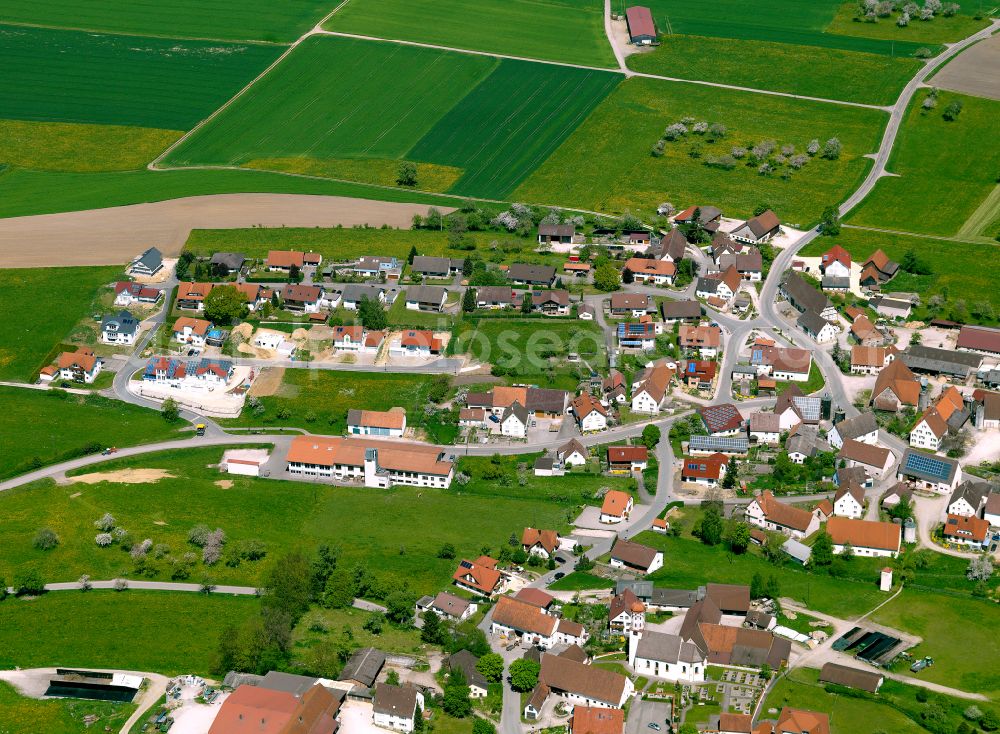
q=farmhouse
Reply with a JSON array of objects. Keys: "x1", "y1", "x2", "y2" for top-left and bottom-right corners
[
  {"x1": 797, "y1": 310, "x2": 838, "y2": 344},
  {"x1": 491, "y1": 596, "x2": 587, "y2": 649},
  {"x1": 746, "y1": 491, "x2": 819, "y2": 539},
  {"x1": 675, "y1": 205, "x2": 722, "y2": 232},
  {"x1": 780, "y1": 272, "x2": 836, "y2": 320},
  {"x1": 600, "y1": 490, "x2": 634, "y2": 523},
  {"x1": 648, "y1": 228, "x2": 687, "y2": 262},
  {"x1": 101, "y1": 311, "x2": 139, "y2": 345},
  {"x1": 373, "y1": 684, "x2": 424, "y2": 733},
  {"x1": 681, "y1": 453, "x2": 728, "y2": 487},
  {"x1": 56, "y1": 348, "x2": 102, "y2": 384},
  {"x1": 838, "y1": 439, "x2": 894, "y2": 479},
  {"x1": 826, "y1": 517, "x2": 901, "y2": 558},
  {"x1": 404, "y1": 285, "x2": 448, "y2": 312},
  {"x1": 749, "y1": 345, "x2": 812, "y2": 382},
  {"x1": 346, "y1": 408, "x2": 407, "y2": 437},
  {"x1": 828, "y1": 413, "x2": 879, "y2": 450},
  {"x1": 699, "y1": 403, "x2": 744, "y2": 436},
  {"x1": 832, "y1": 483, "x2": 865, "y2": 519},
  {"x1": 207, "y1": 683, "x2": 341, "y2": 734},
  {"x1": 973, "y1": 389, "x2": 1000, "y2": 430},
  {"x1": 947, "y1": 480, "x2": 992, "y2": 517},
  {"x1": 785, "y1": 426, "x2": 830, "y2": 464},
  {"x1": 624, "y1": 257, "x2": 675, "y2": 285},
  {"x1": 695, "y1": 265, "x2": 740, "y2": 301},
  {"x1": 411, "y1": 256, "x2": 464, "y2": 278},
  {"x1": 717, "y1": 250, "x2": 763, "y2": 281},
  {"x1": 609, "y1": 540, "x2": 663, "y2": 575},
  {"x1": 608, "y1": 446, "x2": 648, "y2": 472},
  {"x1": 679, "y1": 325, "x2": 721, "y2": 359},
  {"x1": 128, "y1": 247, "x2": 163, "y2": 277},
  {"x1": 416, "y1": 591, "x2": 477, "y2": 622},
  {"x1": 527, "y1": 653, "x2": 633, "y2": 716},
  {"x1": 286, "y1": 435, "x2": 453, "y2": 488},
  {"x1": 572, "y1": 393, "x2": 609, "y2": 432},
  {"x1": 444, "y1": 650, "x2": 488, "y2": 698},
  {"x1": 630, "y1": 363, "x2": 674, "y2": 414},
  {"x1": 851, "y1": 345, "x2": 895, "y2": 375},
  {"x1": 538, "y1": 223, "x2": 577, "y2": 245},
  {"x1": 861, "y1": 249, "x2": 899, "y2": 285},
  {"x1": 609, "y1": 589, "x2": 646, "y2": 634},
  {"x1": 819, "y1": 244, "x2": 851, "y2": 278},
  {"x1": 897, "y1": 448, "x2": 962, "y2": 493},
  {"x1": 774, "y1": 385, "x2": 822, "y2": 429},
  {"x1": 625, "y1": 6, "x2": 657, "y2": 44},
  {"x1": 819, "y1": 662, "x2": 884, "y2": 693},
  {"x1": 628, "y1": 630, "x2": 706, "y2": 683},
  {"x1": 871, "y1": 359, "x2": 920, "y2": 412},
  {"x1": 730, "y1": 210, "x2": 780, "y2": 244},
  {"x1": 943, "y1": 514, "x2": 990, "y2": 548},
  {"x1": 870, "y1": 295, "x2": 912, "y2": 320},
  {"x1": 467, "y1": 386, "x2": 569, "y2": 418}
]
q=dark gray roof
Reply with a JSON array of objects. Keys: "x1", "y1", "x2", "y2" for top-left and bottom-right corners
[
  {"x1": 102, "y1": 310, "x2": 139, "y2": 335},
  {"x1": 209, "y1": 252, "x2": 245, "y2": 270},
  {"x1": 373, "y1": 684, "x2": 418, "y2": 718},
  {"x1": 819, "y1": 662, "x2": 883, "y2": 693},
  {"x1": 339, "y1": 647, "x2": 386, "y2": 687},
  {"x1": 651, "y1": 588, "x2": 699, "y2": 608},
  {"x1": 782, "y1": 538, "x2": 812, "y2": 564},
  {"x1": 821, "y1": 276, "x2": 851, "y2": 290},
  {"x1": 476, "y1": 286, "x2": 514, "y2": 305},
  {"x1": 132, "y1": 247, "x2": 162, "y2": 272},
  {"x1": 696, "y1": 276, "x2": 721, "y2": 294},
  {"x1": 412, "y1": 256, "x2": 463, "y2": 274},
  {"x1": 661, "y1": 299, "x2": 702, "y2": 320},
  {"x1": 534, "y1": 456, "x2": 554, "y2": 471},
  {"x1": 899, "y1": 448, "x2": 960, "y2": 484},
  {"x1": 949, "y1": 480, "x2": 993, "y2": 510},
  {"x1": 405, "y1": 285, "x2": 447, "y2": 305},
  {"x1": 502, "y1": 402, "x2": 530, "y2": 425},
  {"x1": 796, "y1": 309, "x2": 830, "y2": 336},
  {"x1": 525, "y1": 388, "x2": 569, "y2": 413},
  {"x1": 781, "y1": 272, "x2": 830, "y2": 314},
  {"x1": 833, "y1": 413, "x2": 878, "y2": 441},
  {"x1": 342, "y1": 284, "x2": 386, "y2": 303},
  {"x1": 538, "y1": 223, "x2": 576, "y2": 237},
  {"x1": 634, "y1": 631, "x2": 703, "y2": 664},
  {"x1": 507, "y1": 263, "x2": 556, "y2": 283},
  {"x1": 615, "y1": 579, "x2": 653, "y2": 599},
  {"x1": 259, "y1": 671, "x2": 318, "y2": 697},
  {"x1": 447, "y1": 649, "x2": 489, "y2": 690},
  {"x1": 902, "y1": 345, "x2": 982, "y2": 377}
]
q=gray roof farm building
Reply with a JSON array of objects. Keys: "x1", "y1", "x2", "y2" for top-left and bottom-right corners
[{"x1": 901, "y1": 345, "x2": 982, "y2": 378}]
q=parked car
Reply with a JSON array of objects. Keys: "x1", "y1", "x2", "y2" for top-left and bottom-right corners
[
  {"x1": 553, "y1": 572, "x2": 565, "y2": 580},
  {"x1": 647, "y1": 724, "x2": 661, "y2": 731}
]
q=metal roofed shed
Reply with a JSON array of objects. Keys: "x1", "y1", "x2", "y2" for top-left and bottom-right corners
[
  {"x1": 339, "y1": 647, "x2": 386, "y2": 687},
  {"x1": 45, "y1": 670, "x2": 143, "y2": 702},
  {"x1": 625, "y1": 6, "x2": 657, "y2": 44},
  {"x1": 781, "y1": 538, "x2": 812, "y2": 564}
]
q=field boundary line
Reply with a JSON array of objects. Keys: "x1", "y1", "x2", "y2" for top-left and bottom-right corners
[
  {"x1": 0, "y1": 19, "x2": 290, "y2": 45},
  {"x1": 843, "y1": 223, "x2": 998, "y2": 245},
  {"x1": 957, "y1": 183, "x2": 1000, "y2": 239}
]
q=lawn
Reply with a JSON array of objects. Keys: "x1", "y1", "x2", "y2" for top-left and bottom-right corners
[
  {"x1": 407, "y1": 59, "x2": 620, "y2": 198},
  {"x1": 870, "y1": 590, "x2": 1000, "y2": 699},
  {"x1": 0, "y1": 266, "x2": 122, "y2": 381},
  {"x1": 0, "y1": 167, "x2": 465, "y2": 219},
  {"x1": 548, "y1": 572, "x2": 615, "y2": 591},
  {"x1": 0, "y1": 24, "x2": 282, "y2": 130},
  {"x1": 454, "y1": 317, "x2": 605, "y2": 390},
  {"x1": 387, "y1": 296, "x2": 456, "y2": 330},
  {"x1": 0, "y1": 387, "x2": 181, "y2": 480},
  {"x1": 0, "y1": 591, "x2": 259, "y2": 675},
  {"x1": 773, "y1": 362, "x2": 826, "y2": 396},
  {"x1": 626, "y1": 36, "x2": 921, "y2": 106},
  {"x1": 799, "y1": 229, "x2": 1000, "y2": 324},
  {"x1": 847, "y1": 91, "x2": 1000, "y2": 236},
  {"x1": 0, "y1": 120, "x2": 181, "y2": 172},
  {"x1": 514, "y1": 76, "x2": 886, "y2": 225},
  {"x1": 164, "y1": 36, "x2": 496, "y2": 169},
  {"x1": 0, "y1": 0, "x2": 333, "y2": 42},
  {"x1": 0, "y1": 680, "x2": 135, "y2": 734},
  {"x1": 324, "y1": 0, "x2": 616, "y2": 67},
  {"x1": 186, "y1": 228, "x2": 535, "y2": 265},
  {"x1": 219, "y1": 369, "x2": 451, "y2": 437},
  {"x1": 0, "y1": 447, "x2": 575, "y2": 594},
  {"x1": 826, "y1": 0, "x2": 990, "y2": 45}
]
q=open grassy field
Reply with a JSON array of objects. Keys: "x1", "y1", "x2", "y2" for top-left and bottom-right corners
[
  {"x1": 0, "y1": 167, "x2": 465, "y2": 219},
  {"x1": 870, "y1": 590, "x2": 1000, "y2": 699},
  {"x1": 186, "y1": 228, "x2": 536, "y2": 264},
  {"x1": 164, "y1": 36, "x2": 496, "y2": 168},
  {"x1": 0, "y1": 266, "x2": 121, "y2": 382},
  {"x1": 219, "y1": 369, "x2": 448, "y2": 435},
  {"x1": 826, "y1": 0, "x2": 990, "y2": 45},
  {"x1": 407, "y1": 59, "x2": 620, "y2": 198},
  {"x1": 515, "y1": 76, "x2": 886, "y2": 224},
  {"x1": 0, "y1": 591, "x2": 259, "y2": 675},
  {"x1": 848, "y1": 91, "x2": 1000, "y2": 236},
  {"x1": 627, "y1": 36, "x2": 921, "y2": 105},
  {"x1": 0, "y1": 25, "x2": 282, "y2": 130},
  {"x1": 0, "y1": 680, "x2": 135, "y2": 734},
  {"x1": 799, "y1": 229, "x2": 1000, "y2": 324},
  {"x1": 0, "y1": 387, "x2": 181, "y2": 480},
  {"x1": 0, "y1": 121, "x2": 181, "y2": 172},
  {"x1": 324, "y1": 0, "x2": 616, "y2": 67},
  {"x1": 548, "y1": 571, "x2": 614, "y2": 591},
  {"x1": 0, "y1": 0, "x2": 332, "y2": 42},
  {"x1": 0, "y1": 447, "x2": 575, "y2": 593},
  {"x1": 454, "y1": 317, "x2": 605, "y2": 390},
  {"x1": 243, "y1": 157, "x2": 465, "y2": 193}
]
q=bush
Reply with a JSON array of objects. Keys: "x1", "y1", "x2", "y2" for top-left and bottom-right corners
[
  {"x1": 33, "y1": 528, "x2": 59, "y2": 551},
  {"x1": 13, "y1": 569, "x2": 45, "y2": 595}
]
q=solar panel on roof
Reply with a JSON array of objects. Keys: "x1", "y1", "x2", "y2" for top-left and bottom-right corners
[
  {"x1": 792, "y1": 396, "x2": 822, "y2": 421},
  {"x1": 904, "y1": 451, "x2": 953, "y2": 481},
  {"x1": 689, "y1": 435, "x2": 749, "y2": 451},
  {"x1": 460, "y1": 560, "x2": 473, "y2": 569}
]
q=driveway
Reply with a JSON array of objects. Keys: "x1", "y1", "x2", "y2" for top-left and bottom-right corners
[{"x1": 625, "y1": 698, "x2": 673, "y2": 734}]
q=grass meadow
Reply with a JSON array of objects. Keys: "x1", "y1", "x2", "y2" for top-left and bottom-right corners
[
  {"x1": 324, "y1": 0, "x2": 616, "y2": 67},
  {"x1": 0, "y1": 447, "x2": 575, "y2": 593},
  {"x1": 627, "y1": 36, "x2": 921, "y2": 105},
  {"x1": 0, "y1": 168, "x2": 465, "y2": 219},
  {"x1": 847, "y1": 91, "x2": 1000, "y2": 236},
  {"x1": 407, "y1": 60, "x2": 620, "y2": 198},
  {"x1": 0, "y1": 591, "x2": 259, "y2": 675},
  {"x1": 0, "y1": 266, "x2": 121, "y2": 382},
  {"x1": 186, "y1": 228, "x2": 536, "y2": 263},
  {"x1": 164, "y1": 36, "x2": 497, "y2": 167},
  {"x1": 0, "y1": 387, "x2": 180, "y2": 479},
  {"x1": 826, "y1": 0, "x2": 990, "y2": 44},
  {"x1": 242, "y1": 157, "x2": 465, "y2": 193},
  {"x1": 0, "y1": 120, "x2": 181, "y2": 172},
  {"x1": 0, "y1": 0, "x2": 333, "y2": 42},
  {"x1": 799, "y1": 229, "x2": 1000, "y2": 323},
  {"x1": 0, "y1": 25, "x2": 282, "y2": 130},
  {"x1": 0, "y1": 680, "x2": 135, "y2": 733},
  {"x1": 515, "y1": 76, "x2": 886, "y2": 224}
]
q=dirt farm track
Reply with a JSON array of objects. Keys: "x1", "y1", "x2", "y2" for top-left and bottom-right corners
[{"x1": 0, "y1": 193, "x2": 453, "y2": 268}]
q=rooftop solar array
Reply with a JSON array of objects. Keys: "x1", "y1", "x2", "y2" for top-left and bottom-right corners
[
  {"x1": 689, "y1": 435, "x2": 749, "y2": 451},
  {"x1": 902, "y1": 450, "x2": 956, "y2": 482},
  {"x1": 792, "y1": 395, "x2": 822, "y2": 421}
]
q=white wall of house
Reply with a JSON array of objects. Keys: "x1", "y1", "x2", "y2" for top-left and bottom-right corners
[
  {"x1": 910, "y1": 421, "x2": 944, "y2": 451},
  {"x1": 833, "y1": 494, "x2": 864, "y2": 519},
  {"x1": 833, "y1": 542, "x2": 897, "y2": 558}
]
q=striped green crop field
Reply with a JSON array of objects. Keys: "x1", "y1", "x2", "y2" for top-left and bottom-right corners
[
  {"x1": 0, "y1": 0, "x2": 333, "y2": 42},
  {"x1": 408, "y1": 60, "x2": 620, "y2": 198},
  {"x1": 164, "y1": 36, "x2": 497, "y2": 167},
  {"x1": 324, "y1": 0, "x2": 617, "y2": 68},
  {"x1": 0, "y1": 24, "x2": 282, "y2": 130}
]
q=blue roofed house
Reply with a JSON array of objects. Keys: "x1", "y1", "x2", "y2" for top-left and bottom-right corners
[
  {"x1": 896, "y1": 448, "x2": 962, "y2": 494},
  {"x1": 128, "y1": 247, "x2": 163, "y2": 277},
  {"x1": 101, "y1": 310, "x2": 139, "y2": 345}
]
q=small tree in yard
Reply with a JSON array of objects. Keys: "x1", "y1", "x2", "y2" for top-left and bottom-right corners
[
  {"x1": 462, "y1": 287, "x2": 477, "y2": 313},
  {"x1": 821, "y1": 138, "x2": 842, "y2": 160},
  {"x1": 421, "y1": 610, "x2": 445, "y2": 644},
  {"x1": 641, "y1": 424, "x2": 661, "y2": 450},
  {"x1": 476, "y1": 652, "x2": 505, "y2": 683},
  {"x1": 358, "y1": 296, "x2": 388, "y2": 331},
  {"x1": 397, "y1": 162, "x2": 418, "y2": 187},
  {"x1": 386, "y1": 669, "x2": 400, "y2": 686},
  {"x1": 811, "y1": 532, "x2": 834, "y2": 567},
  {"x1": 14, "y1": 569, "x2": 45, "y2": 596},
  {"x1": 697, "y1": 506, "x2": 724, "y2": 546},
  {"x1": 443, "y1": 668, "x2": 472, "y2": 717},
  {"x1": 473, "y1": 718, "x2": 496, "y2": 734},
  {"x1": 728, "y1": 522, "x2": 751, "y2": 554},
  {"x1": 521, "y1": 292, "x2": 533, "y2": 314},
  {"x1": 161, "y1": 397, "x2": 180, "y2": 423},
  {"x1": 204, "y1": 284, "x2": 248, "y2": 324},
  {"x1": 967, "y1": 555, "x2": 993, "y2": 581},
  {"x1": 593, "y1": 263, "x2": 621, "y2": 292},
  {"x1": 722, "y1": 457, "x2": 739, "y2": 489},
  {"x1": 508, "y1": 659, "x2": 540, "y2": 692}
]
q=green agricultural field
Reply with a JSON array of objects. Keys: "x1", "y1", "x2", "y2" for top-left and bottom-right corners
[
  {"x1": 848, "y1": 91, "x2": 1000, "y2": 236},
  {"x1": 0, "y1": 680, "x2": 135, "y2": 734},
  {"x1": 0, "y1": 591, "x2": 259, "y2": 675},
  {"x1": 826, "y1": 0, "x2": 989, "y2": 45},
  {"x1": 0, "y1": 387, "x2": 181, "y2": 480},
  {"x1": 515, "y1": 76, "x2": 886, "y2": 224},
  {"x1": 0, "y1": 266, "x2": 120, "y2": 382},
  {"x1": 407, "y1": 59, "x2": 620, "y2": 198},
  {"x1": 243, "y1": 157, "x2": 465, "y2": 194},
  {"x1": 186, "y1": 228, "x2": 536, "y2": 264},
  {"x1": 324, "y1": 0, "x2": 616, "y2": 67},
  {"x1": 871, "y1": 591, "x2": 1000, "y2": 698},
  {"x1": 0, "y1": 167, "x2": 465, "y2": 219},
  {"x1": 164, "y1": 36, "x2": 497, "y2": 168},
  {"x1": 454, "y1": 317, "x2": 605, "y2": 390},
  {"x1": 643, "y1": 0, "x2": 927, "y2": 55},
  {"x1": 219, "y1": 369, "x2": 450, "y2": 436},
  {"x1": 0, "y1": 25, "x2": 282, "y2": 130},
  {"x1": 627, "y1": 36, "x2": 921, "y2": 105},
  {"x1": 0, "y1": 121, "x2": 181, "y2": 172},
  {"x1": 0, "y1": 448, "x2": 575, "y2": 593},
  {"x1": 0, "y1": 0, "x2": 333, "y2": 42},
  {"x1": 799, "y1": 229, "x2": 1000, "y2": 324}
]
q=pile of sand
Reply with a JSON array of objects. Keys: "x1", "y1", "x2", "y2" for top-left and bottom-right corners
[
  {"x1": 70, "y1": 469, "x2": 175, "y2": 485},
  {"x1": 232, "y1": 323, "x2": 254, "y2": 340},
  {"x1": 249, "y1": 367, "x2": 284, "y2": 397}
]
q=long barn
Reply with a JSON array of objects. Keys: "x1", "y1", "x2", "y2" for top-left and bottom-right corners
[{"x1": 626, "y1": 6, "x2": 657, "y2": 44}]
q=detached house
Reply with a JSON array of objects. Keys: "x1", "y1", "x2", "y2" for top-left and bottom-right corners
[
  {"x1": 537, "y1": 223, "x2": 576, "y2": 245},
  {"x1": 624, "y1": 257, "x2": 675, "y2": 285},
  {"x1": 610, "y1": 293, "x2": 652, "y2": 318},
  {"x1": 417, "y1": 592, "x2": 478, "y2": 622},
  {"x1": 748, "y1": 413, "x2": 781, "y2": 445},
  {"x1": 832, "y1": 483, "x2": 866, "y2": 519},
  {"x1": 699, "y1": 403, "x2": 745, "y2": 436},
  {"x1": 819, "y1": 245, "x2": 851, "y2": 279},
  {"x1": 411, "y1": 256, "x2": 464, "y2": 278},
  {"x1": 695, "y1": 265, "x2": 740, "y2": 302},
  {"x1": 347, "y1": 408, "x2": 407, "y2": 437},
  {"x1": 453, "y1": 556, "x2": 503, "y2": 597},
  {"x1": 558, "y1": 439, "x2": 589, "y2": 467},
  {"x1": 113, "y1": 281, "x2": 162, "y2": 307},
  {"x1": 943, "y1": 514, "x2": 990, "y2": 549},
  {"x1": 572, "y1": 393, "x2": 609, "y2": 432},
  {"x1": 56, "y1": 348, "x2": 102, "y2": 383},
  {"x1": 608, "y1": 446, "x2": 648, "y2": 473},
  {"x1": 648, "y1": 227, "x2": 687, "y2": 262},
  {"x1": 679, "y1": 325, "x2": 721, "y2": 359},
  {"x1": 175, "y1": 281, "x2": 214, "y2": 311},
  {"x1": 101, "y1": 310, "x2": 139, "y2": 345},
  {"x1": 283, "y1": 284, "x2": 325, "y2": 313},
  {"x1": 600, "y1": 490, "x2": 634, "y2": 523},
  {"x1": 797, "y1": 310, "x2": 838, "y2": 344},
  {"x1": 630, "y1": 363, "x2": 673, "y2": 414},
  {"x1": 871, "y1": 359, "x2": 920, "y2": 412},
  {"x1": 173, "y1": 317, "x2": 212, "y2": 346},
  {"x1": 851, "y1": 345, "x2": 895, "y2": 375},
  {"x1": 522, "y1": 528, "x2": 563, "y2": 559},
  {"x1": 609, "y1": 589, "x2": 646, "y2": 634},
  {"x1": 746, "y1": 491, "x2": 820, "y2": 539},
  {"x1": 500, "y1": 402, "x2": 530, "y2": 438},
  {"x1": 897, "y1": 448, "x2": 962, "y2": 494},
  {"x1": 266, "y1": 250, "x2": 305, "y2": 272},
  {"x1": 404, "y1": 285, "x2": 448, "y2": 312},
  {"x1": 780, "y1": 272, "x2": 837, "y2": 320},
  {"x1": 681, "y1": 453, "x2": 728, "y2": 487},
  {"x1": 355, "y1": 255, "x2": 400, "y2": 278},
  {"x1": 829, "y1": 413, "x2": 879, "y2": 450},
  {"x1": 617, "y1": 322, "x2": 657, "y2": 350},
  {"x1": 332, "y1": 325, "x2": 366, "y2": 351},
  {"x1": 730, "y1": 210, "x2": 780, "y2": 245},
  {"x1": 373, "y1": 684, "x2": 424, "y2": 734},
  {"x1": 609, "y1": 540, "x2": 664, "y2": 575},
  {"x1": 128, "y1": 247, "x2": 163, "y2": 277},
  {"x1": 507, "y1": 263, "x2": 556, "y2": 287}
]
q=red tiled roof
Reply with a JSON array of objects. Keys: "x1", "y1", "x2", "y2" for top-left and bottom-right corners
[
  {"x1": 608, "y1": 446, "x2": 648, "y2": 463},
  {"x1": 267, "y1": 250, "x2": 304, "y2": 268},
  {"x1": 601, "y1": 490, "x2": 633, "y2": 517}
]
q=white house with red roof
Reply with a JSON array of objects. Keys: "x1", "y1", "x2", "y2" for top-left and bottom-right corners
[
  {"x1": 572, "y1": 393, "x2": 609, "y2": 432},
  {"x1": 681, "y1": 453, "x2": 728, "y2": 487},
  {"x1": 600, "y1": 490, "x2": 635, "y2": 524},
  {"x1": 819, "y1": 245, "x2": 851, "y2": 278},
  {"x1": 453, "y1": 556, "x2": 504, "y2": 597}
]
